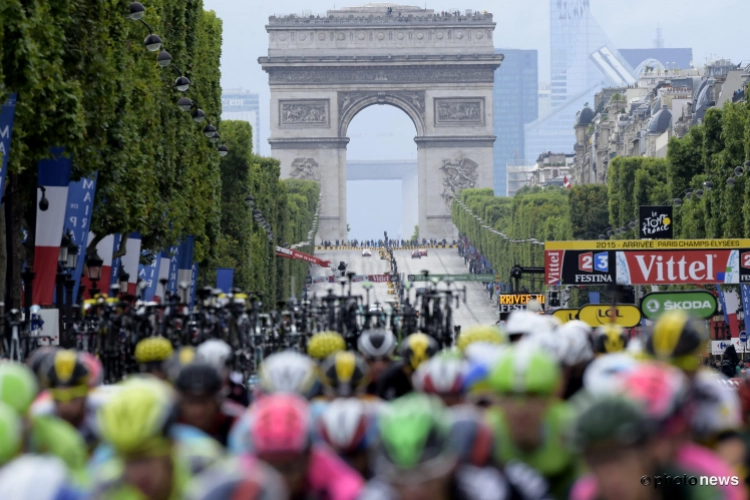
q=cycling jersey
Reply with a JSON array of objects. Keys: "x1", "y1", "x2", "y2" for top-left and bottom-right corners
[
  {"x1": 675, "y1": 442, "x2": 746, "y2": 500},
  {"x1": 177, "y1": 400, "x2": 244, "y2": 447},
  {"x1": 376, "y1": 362, "x2": 413, "y2": 401}
]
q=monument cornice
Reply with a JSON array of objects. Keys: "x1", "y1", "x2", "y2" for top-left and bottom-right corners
[
  {"x1": 268, "y1": 137, "x2": 350, "y2": 149},
  {"x1": 414, "y1": 135, "x2": 496, "y2": 148},
  {"x1": 266, "y1": 14, "x2": 495, "y2": 28},
  {"x1": 259, "y1": 54, "x2": 503, "y2": 66}
]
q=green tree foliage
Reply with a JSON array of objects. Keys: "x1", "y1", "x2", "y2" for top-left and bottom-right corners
[
  {"x1": 607, "y1": 157, "x2": 669, "y2": 238},
  {"x1": 410, "y1": 225, "x2": 419, "y2": 241},
  {"x1": 568, "y1": 184, "x2": 609, "y2": 239}
]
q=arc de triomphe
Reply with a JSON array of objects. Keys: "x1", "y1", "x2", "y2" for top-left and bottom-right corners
[{"x1": 259, "y1": 4, "x2": 503, "y2": 242}]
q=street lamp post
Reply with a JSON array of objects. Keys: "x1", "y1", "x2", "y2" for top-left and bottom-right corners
[
  {"x1": 20, "y1": 267, "x2": 35, "y2": 321},
  {"x1": 56, "y1": 232, "x2": 72, "y2": 343},
  {"x1": 62, "y1": 232, "x2": 78, "y2": 348},
  {"x1": 119, "y1": 270, "x2": 130, "y2": 299},
  {"x1": 86, "y1": 252, "x2": 104, "y2": 298}
]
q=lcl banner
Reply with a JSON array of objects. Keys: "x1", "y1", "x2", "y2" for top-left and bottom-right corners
[{"x1": 545, "y1": 239, "x2": 750, "y2": 286}]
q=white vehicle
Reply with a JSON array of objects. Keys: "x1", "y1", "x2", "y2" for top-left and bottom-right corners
[
  {"x1": 411, "y1": 251, "x2": 421, "y2": 259},
  {"x1": 362, "y1": 249, "x2": 372, "y2": 257}
]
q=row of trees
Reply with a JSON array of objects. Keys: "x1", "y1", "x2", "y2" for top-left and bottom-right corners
[{"x1": 0, "y1": 1, "x2": 319, "y2": 306}]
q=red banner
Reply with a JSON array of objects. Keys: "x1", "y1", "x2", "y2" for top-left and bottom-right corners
[
  {"x1": 311, "y1": 274, "x2": 391, "y2": 284},
  {"x1": 275, "y1": 247, "x2": 331, "y2": 268},
  {"x1": 618, "y1": 250, "x2": 732, "y2": 285}
]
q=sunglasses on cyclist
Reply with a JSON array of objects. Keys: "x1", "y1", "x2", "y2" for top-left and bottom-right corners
[{"x1": 50, "y1": 384, "x2": 89, "y2": 402}]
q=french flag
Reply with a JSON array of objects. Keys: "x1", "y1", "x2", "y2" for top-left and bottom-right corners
[
  {"x1": 32, "y1": 149, "x2": 72, "y2": 305},
  {"x1": 121, "y1": 233, "x2": 142, "y2": 296},
  {"x1": 563, "y1": 175, "x2": 572, "y2": 189},
  {"x1": 80, "y1": 233, "x2": 115, "y2": 298}
]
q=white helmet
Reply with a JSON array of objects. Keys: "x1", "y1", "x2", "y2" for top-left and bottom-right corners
[
  {"x1": 691, "y1": 368, "x2": 742, "y2": 439},
  {"x1": 412, "y1": 355, "x2": 468, "y2": 395},
  {"x1": 0, "y1": 456, "x2": 74, "y2": 500},
  {"x1": 556, "y1": 321, "x2": 595, "y2": 367},
  {"x1": 259, "y1": 350, "x2": 318, "y2": 398},
  {"x1": 583, "y1": 353, "x2": 640, "y2": 397},
  {"x1": 505, "y1": 311, "x2": 551, "y2": 338},
  {"x1": 317, "y1": 398, "x2": 374, "y2": 453},
  {"x1": 196, "y1": 339, "x2": 233, "y2": 372},
  {"x1": 463, "y1": 342, "x2": 508, "y2": 367},
  {"x1": 522, "y1": 334, "x2": 567, "y2": 366}
]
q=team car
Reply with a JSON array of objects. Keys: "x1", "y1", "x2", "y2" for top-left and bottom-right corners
[
  {"x1": 411, "y1": 251, "x2": 421, "y2": 259},
  {"x1": 419, "y1": 249, "x2": 428, "y2": 257},
  {"x1": 362, "y1": 249, "x2": 372, "y2": 257}
]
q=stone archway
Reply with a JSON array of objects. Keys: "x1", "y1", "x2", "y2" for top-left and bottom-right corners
[{"x1": 260, "y1": 4, "x2": 503, "y2": 241}]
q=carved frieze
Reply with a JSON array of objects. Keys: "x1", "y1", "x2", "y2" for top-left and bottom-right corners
[
  {"x1": 269, "y1": 67, "x2": 495, "y2": 85},
  {"x1": 439, "y1": 154, "x2": 478, "y2": 207},
  {"x1": 289, "y1": 157, "x2": 321, "y2": 181},
  {"x1": 338, "y1": 91, "x2": 425, "y2": 120},
  {"x1": 434, "y1": 98, "x2": 484, "y2": 126},
  {"x1": 279, "y1": 99, "x2": 330, "y2": 128}
]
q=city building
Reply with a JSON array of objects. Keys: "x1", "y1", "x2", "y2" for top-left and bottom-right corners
[
  {"x1": 619, "y1": 48, "x2": 693, "y2": 75},
  {"x1": 524, "y1": 0, "x2": 638, "y2": 164},
  {"x1": 493, "y1": 48, "x2": 538, "y2": 196},
  {"x1": 538, "y1": 82, "x2": 551, "y2": 117},
  {"x1": 529, "y1": 152, "x2": 574, "y2": 188},
  {"x1": 221, "y1": 89, "x2": 260, "y2": 154},
  {"x1": 506, "y1": 159, "x2": 536, "y2": 197}
]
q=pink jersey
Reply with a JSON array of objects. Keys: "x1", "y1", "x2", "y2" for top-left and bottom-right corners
[{"x1": 675, "y1": 442, "x2": 746, "y2": 500}]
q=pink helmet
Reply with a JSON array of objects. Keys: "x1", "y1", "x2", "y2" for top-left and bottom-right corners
[
  {"x1": 620, "y1": 361, "x2": 689, "y2": 428},
  {"x1": 249, "y1": 394, "x2": 310, "y2": 455},
  {"x1": 79, "y1": 352, "x2": 104, "y2": 387}
]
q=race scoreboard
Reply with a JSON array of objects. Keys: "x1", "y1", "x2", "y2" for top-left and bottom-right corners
[{"x1": 498, "y1": 293, "x2": 546, "y2": 313}]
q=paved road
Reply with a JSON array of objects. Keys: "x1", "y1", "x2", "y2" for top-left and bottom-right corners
[{"x1": 308, "y1": 248, "x2": 498, "y2": 328}]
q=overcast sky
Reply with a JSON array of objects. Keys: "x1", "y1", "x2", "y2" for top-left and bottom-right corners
[{"x1": 204, "y1": 0, "x2": 748, "y2": 156}]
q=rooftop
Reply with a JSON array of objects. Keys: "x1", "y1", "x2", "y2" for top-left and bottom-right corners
[{"x1": 268, "y1": 3, "x2": 493, "y2": 25}]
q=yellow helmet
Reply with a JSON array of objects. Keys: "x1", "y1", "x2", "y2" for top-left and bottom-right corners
[
  {"x1": 645, "y1": 310, "x2": 708, "y2": 372},
  {"x1": 319, "y1": 351, "x2": 370, "y2": 397},
  {"x1": 456, "y1": 325, "x2": 506, "y2": 352},
  {"x1": 134, "y1": 337, "x2": 174, "y2": 364},
  {"x1": 399, "y1": 333, "x2": 438, "y2": 370},
  {"x1": 307, "y1": 331, "x2": 346, "y2": 360},
  {"x1": 594, "y1": 324, "x2": 628, "y2": 354}
]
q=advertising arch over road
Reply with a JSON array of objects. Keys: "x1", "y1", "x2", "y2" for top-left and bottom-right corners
[{"x1": 259, "y1": 4, "x2": 503, "y2": 242}]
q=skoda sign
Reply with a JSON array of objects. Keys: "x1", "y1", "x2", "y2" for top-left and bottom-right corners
[{"x1": 640, "y1": 290, "x2": 717, "y2": 320}]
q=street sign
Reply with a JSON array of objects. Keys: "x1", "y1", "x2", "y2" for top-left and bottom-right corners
[
  {"x1": 640, "y1": 290, "x2": 717, "y2": 320},
  {"x1": 578, "y1": 304, "x2": 642, "y2": 328},
  {"x1": 407, "y1": 274, "x2": 495, "y2": 282},
  {"x1": 741, "y1": 331, "x2": 747, "y2": 343},
  {"x1": 732, "y1": 337, "x2": 745, "y2": 353},
  {"x1": 552, "y1": 308, "x2": 579, "y2": 324},
  {"x1": 497, "y1": 293, "x2": 546, "y2": 313}
]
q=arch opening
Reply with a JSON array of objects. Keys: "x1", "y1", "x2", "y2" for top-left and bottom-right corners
[{"x1": 346, "y1": 104, "x2": 418, "y2": 242}]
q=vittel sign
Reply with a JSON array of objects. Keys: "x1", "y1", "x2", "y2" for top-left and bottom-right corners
[{"x1": 616, "y1": 250, "x2": 744, "y2": 285}]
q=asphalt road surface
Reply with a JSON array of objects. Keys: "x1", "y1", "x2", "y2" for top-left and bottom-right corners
[{"x1": 308, "y1": 248, "x2": 498, "y2": 329}]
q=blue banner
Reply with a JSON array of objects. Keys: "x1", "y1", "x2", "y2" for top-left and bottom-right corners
[
  {"x1": 0, "y1": 93, "x2": 17, "y2": 196},
  {"x1": 588, "y1": 291, "x2": 601, "y2": 304},
  {"x1": 741, "y1": 285, "x2": 750, "y2": 335},
  {"x1": 137, "y1": 252, "x2": 161, "y2": 301},
  {"x1": 63, "y1": 173, "x2": 98, "y2": 301},
  {"x1": 165, "y1": 245, "x2": 180, "y2": 295},
  {"x1": 189, "y1": 263, "x2": 199, "y2": 309},
  {"x1": 717, "y1": 287, "x2": 730, "y2": 326},
  {"x1": 216, "y1": 268, "x2": 234, "y2": 293},
  {"x1": 109, "y1": 234, "x2": 122, "y2": 296}
]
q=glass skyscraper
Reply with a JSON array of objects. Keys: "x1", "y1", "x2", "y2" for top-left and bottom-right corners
[
  {"x1": 493, "y1": 48, "x2": 538, "y2": 196},
  {"x1": 525, "y1": 0, "x2": 635, "y2": 162}
]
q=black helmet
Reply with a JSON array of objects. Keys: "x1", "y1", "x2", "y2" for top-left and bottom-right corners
[{"x1": 174, "y1": 362, "x2": 222, "y2": 395}]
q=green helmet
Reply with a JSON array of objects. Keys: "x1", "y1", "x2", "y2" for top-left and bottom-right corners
[
  {"x1": 487, "y1": 343, "x2": 561, "y2": 396},
  {"x1": 573, "y1": 395, "x2": 653, "y2": 449},
  {"x1": 0, "y1": 401, "x2": 21, "y2": 465},
  {"x1": 0, "y1": 362, "x2": 39, "y2": 414},
  {"x1": 375, "y1": 393, "x2": 453, "y2": 473}
]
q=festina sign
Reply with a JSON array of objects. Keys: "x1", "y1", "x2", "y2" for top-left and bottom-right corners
[
  {"x1": 544, "y1": 250, "x2": 616, "y2": 285},
  {"x1": 615, "y1": 250, "x2": 748, "y2": 285},
  {"x1": 639, "y1": 205, "x2": 673, "y2": 239}
]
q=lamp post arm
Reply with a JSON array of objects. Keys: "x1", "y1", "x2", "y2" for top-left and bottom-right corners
[{"x1": 137, "y1": 18, "x2": 155, "y2": 34}]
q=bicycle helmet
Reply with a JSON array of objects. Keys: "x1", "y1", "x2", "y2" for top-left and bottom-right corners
[
  {"x1": 134, "y1": 336, "x2": 174, "y2": 365},
  {"x1": 164, "y1": 346, "x2": 197, "y2": 383},
  {"x1": 645, "y1": 310, "x2": 709, "y2": 372},
  {"x1": 175, "y1": 362, "x2": 223, "y2": 396},
  {"x1": 249, "y1": 394, "x2": 311, "y2": 455},
  {"x1": 317, "y1": 398, "x2": 375, "y2": 454},
  {"x1": 573, "y1": 396, "x2": 654, "y2": 449},
  {"x1": 690, "y1": 369, "x2": 742, "y2": 441},
  {"x1": 524, "y1": 334, "x2": 567, "y2": 366},
  {"x1": 556, "y1": 321, "x2": 595, "y2": 367},
  {"x1": 307, "y1": 331, "x2": 346, "y2": 361},
  {"x1": 358, "y1": 329, "x2": 397, "y2": 359},
  {"x1": 0, "y1": 456, "x2": 85, "y2": 500},
  {"x1": 456, "y1": 325, "x2": 505, "y2": 352},
  {"x1": 258, "y1": 351, "x2": 318, "y2": 398},
  {"x1": 196, "y1": 339, "x2": 233, "y2": 373},
  {"x1": 594, "y1": 324, "x2": 628, "y2": 354},
  {"x1": 97, "y1": 378, "x2": 176, "y2": 457},
  {"x1": 41, "y1": 350, "x2": 89, "y2": 390},
  {"x1": 619, "y1": 362, "x2": 689, "y2": 427},
  {"x1": 399, "y1": 333, "x2": 439, "y2": 370},
  {"x1": 374, "y1": 393, "x2": 454, "y2": 476},
  {"x1": 412, "y1": 355, "x2": 468, "y2": 396},
  {"x1": 447, "y1": 405, "x2": 495, "y2": 466},
  {"x1": 0, "y1": 362, "x2": 39, "y2": 413},
  {"x1": 78, "y1": 352, "x2": 103, "y2": 387},
  {"x1": 505, "y1": 311, "x2": 551, "y2": 339},
  {"x1": 487, "y1": 343, "x2": 561, "y2": 397},
  {"x1": 0, "y1": 402, "x2": 22, "y2": 465},
  {"x1": 26, "y1": 347, "x2": 58, "y2": 381},
  {"x1": 582, "y1": 353, "x2": 640, "y2": 397},
  {"x1": 319, "y1": 351, "x2": 370, "y2": 398}
]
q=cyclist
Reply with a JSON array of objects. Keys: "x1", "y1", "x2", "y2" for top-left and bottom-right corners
[
  {"x1": 164, "y1": 345, "x2": 197, "y2": 383},
  {"x1": 174, "y1": 361, "x2": 244, "y2": 447},
  {"x1": 485, "y1": 342, "x2": 583, "y2": 498},
  {"x1": 593, "y1": 324, "x2": 629, "y2": 355},
  {"x1": 582, "y1": 352, "x2": 640, "y2": 397},
  {"x1": 318, "y1": 351, "x2": 373, "y2": 400},
  {"x1": 357, "y1": 329, "x2": 397, "y2": 396},
  {"x1": 555, "y1": 320, "x2": 595, "y2": 399},
  {"x1": 196, "y1": 338, "x2": 249, "y2": 407},
  {"x1": 241, "y1": 393, "x2": 363, "y2": 499},
  {"x1": 0, "y1": 401, "x2": 21, "y2": 466},
  {"x1": 359, "y1": 392, "x2": 551, "y2": 500},
  {"x1": 307, "y1": 331, "x2": 347, "y2": 362},
  {"x1": 412, "y1": 351, "x2": 468, "y2": 407},
  {"x1": 377, "y1": 332, "x2": 438, "y2": 401},
  {"x1": 317, "y1": 398, "x2": 379, "y2": 479},
  {"x1": 186, "y1": 457, "x2": 289, "y2": 499},
  {"x1": 504, "y1": 311, "x2": 550, "y2": 343},
  {"x1": 0, "y1": 455, "x2": 88, "y2": 500},
  {"x1": 456, "y1": 324, "x2": 506, "y2": 352},
  {"x1": 91, "y1": 377, "x2": 224, "y2": 499},
  {"x1": 133, "y1": 336, "x2": 174, "y2": 380},
  {"x1": 643, "y1": 310, "x2": 709, "y2": 380}
]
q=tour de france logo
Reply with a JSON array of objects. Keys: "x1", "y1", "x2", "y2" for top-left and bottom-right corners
[{"x1": 642, "y1": 211, "x2": 671, "y2": 236}]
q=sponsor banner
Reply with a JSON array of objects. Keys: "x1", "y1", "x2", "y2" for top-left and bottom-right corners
[
  {"x1": 275, "y1": 246, "x2": 331, "y2": 267},
  {"x1": 639, "y1": 205, "x2": 673, "y2": 239},
  {"x1": 742, "y1": 285, "x2": 750, "y2": 335},
  {"x1": 165, "y1": 244, "x2": 180, "y2": 295},
  {"x1": 546, "y1": 239, "x2": 750, "y2": 251},
  {"x1": 498, "y1": 293, "x2": 546, "y2": 313},
  {"x1": 578, "y1": 304, "x2": 642, "y2": 328},
  {"x1": 552, "y1": 309, "x2": 579, "y2": 323},
  {"x1": 732, "y1": 337, "x2": 745, "y2": 354},
  {"x1": 616, "y1": 250, "x2": 744, "y2": 285},
  {"x1": 712, "y1": 340, "x2": 732, "y2": 355},
  {"x1": 312, "y1": 274, "x2": 391, "y2": 284},
  {"x1": 137, "y1": 252, "x2": 161, "y2": 301},
  {"x1": 408, "y1": 274, "x2": 496, "y2": 283},
  {"x1": 640, "y1": 290, "x2": 717, "y2": 320},
  {"x1": 63, "y1": 173, "x2": 98, "y2": 302},
  {"x1": 216, "y1": 268, "x2": 234, "y2": 293},
  {"x1": 544, "y1": 250, "x2": 615, "y2": 286},
  {"x1": 0, "y1": 93, "x2": 17, "y2": 197}
]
